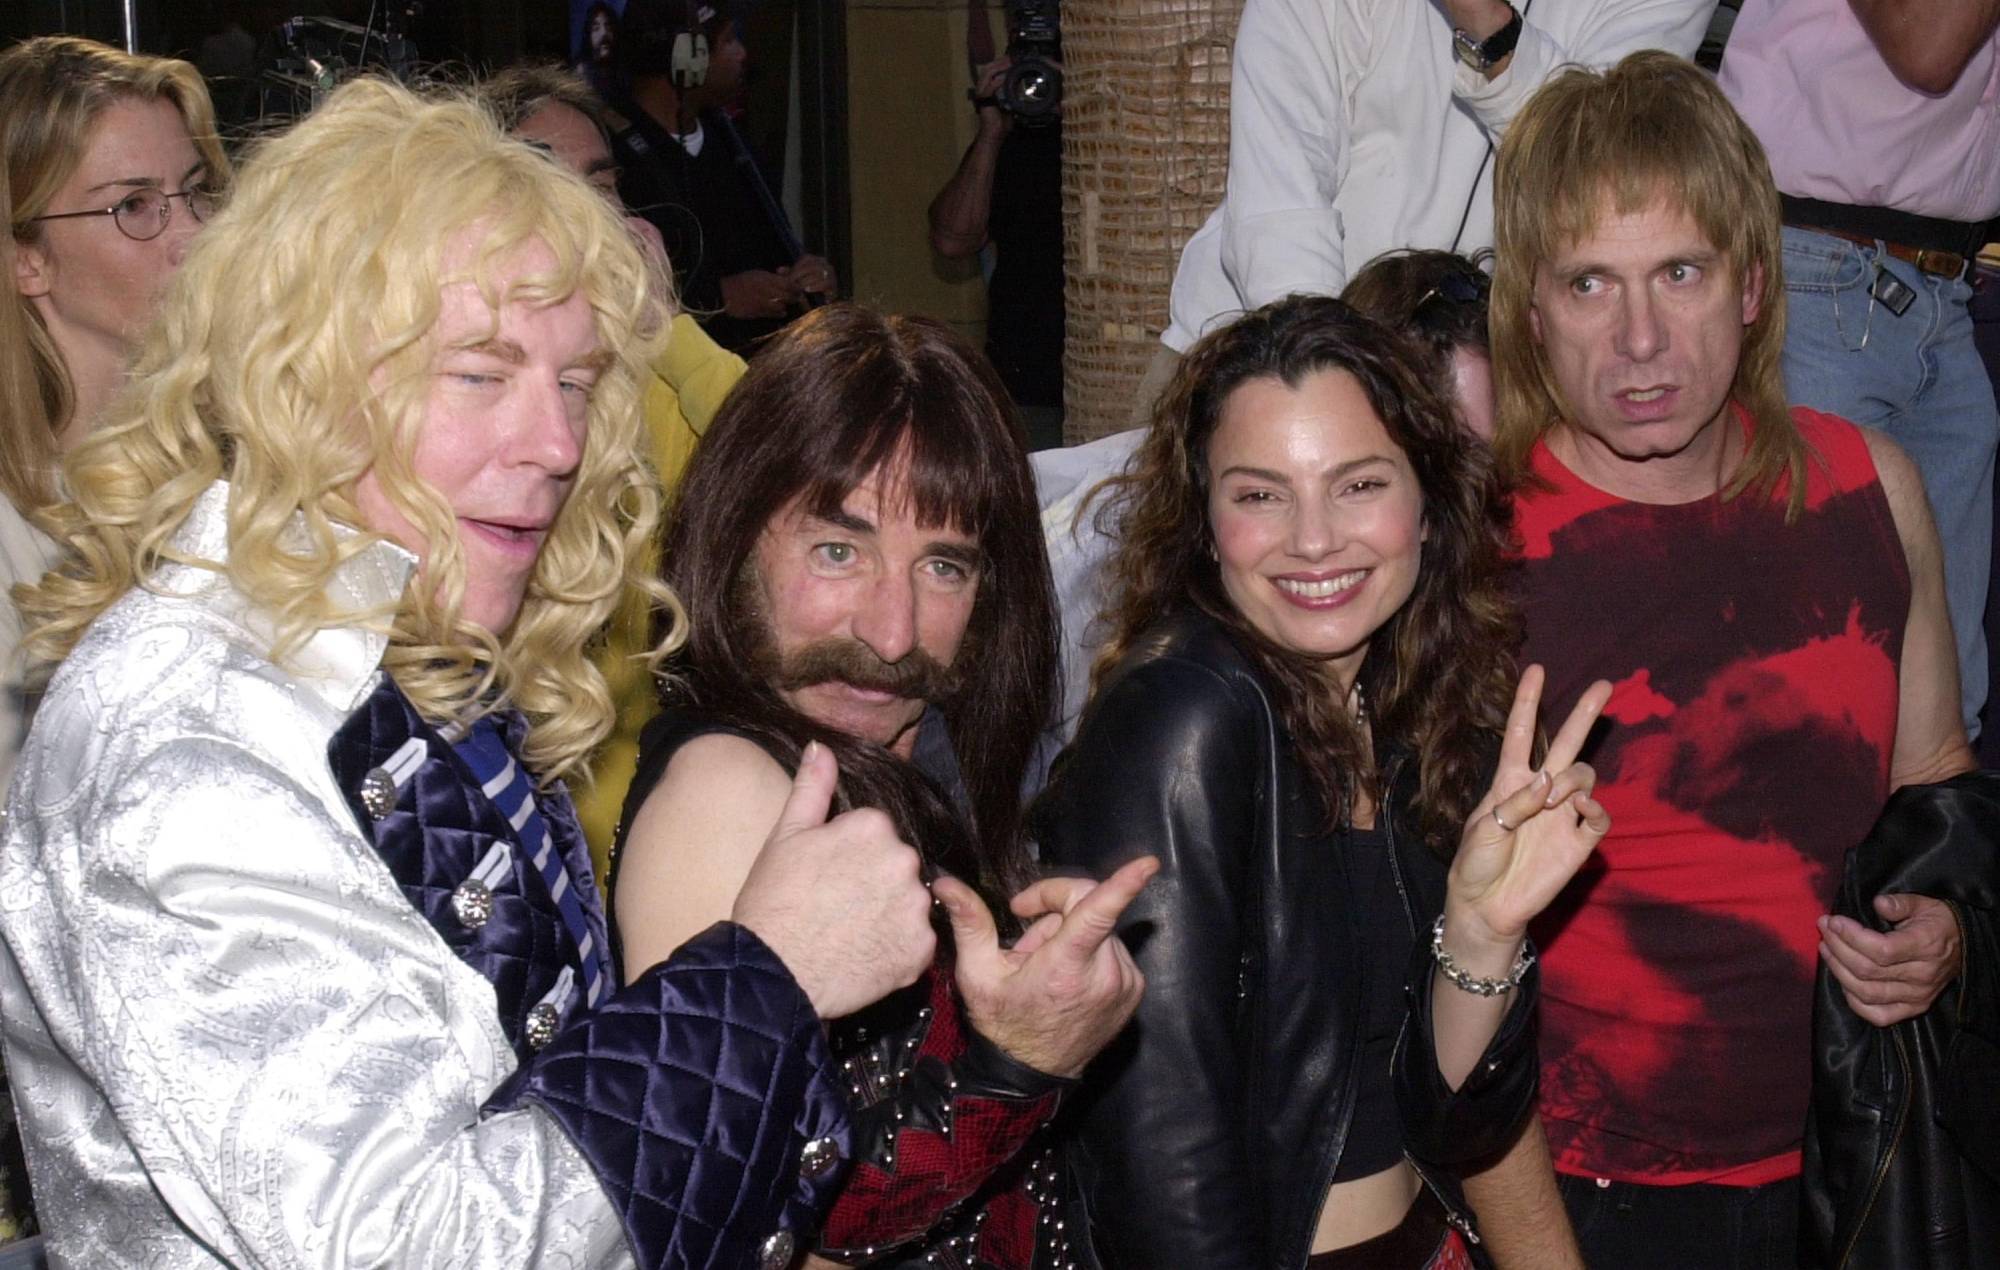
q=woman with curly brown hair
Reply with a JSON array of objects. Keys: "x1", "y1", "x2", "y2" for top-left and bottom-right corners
[{"x1": 1035, "y1": 294, "x2": 1610, "y2": 1269}]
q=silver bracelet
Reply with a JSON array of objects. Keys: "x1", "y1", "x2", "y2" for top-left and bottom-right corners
[{"x1": 1430, "y1": 914, "x2": 1534, "y2": 997}]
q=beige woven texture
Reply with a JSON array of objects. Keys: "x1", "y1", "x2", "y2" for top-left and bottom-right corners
[{"x1": 1062, "y1": 0, "x2": 1245, "y2": 442}]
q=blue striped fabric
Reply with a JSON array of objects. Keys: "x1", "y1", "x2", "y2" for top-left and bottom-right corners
[{"x1": 454, "y1": 719, "x2": 613, "y2": 1008}]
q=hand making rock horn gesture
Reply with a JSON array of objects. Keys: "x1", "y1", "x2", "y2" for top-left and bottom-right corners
[{"x1": 1431, "y1": 664, "x2": 1615, "y2": 1088}]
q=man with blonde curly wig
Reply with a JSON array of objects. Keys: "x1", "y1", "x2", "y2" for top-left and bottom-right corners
[{"x1": 0, "y1": 78, "x2": 938, "y2": 1269}]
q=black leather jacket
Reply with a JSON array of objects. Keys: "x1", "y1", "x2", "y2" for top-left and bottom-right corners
[
  {"x1": 1802, "y1": 770, "x2": 2000, "y2": 1269},
  {"x1": 1033, "y1": 611, "x2": 1540, "y2": 1270}
]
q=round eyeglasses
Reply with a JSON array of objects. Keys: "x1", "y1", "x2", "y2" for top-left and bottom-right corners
[{"x1": 26, "y1": 185, "x2": 221, "y2": 242}]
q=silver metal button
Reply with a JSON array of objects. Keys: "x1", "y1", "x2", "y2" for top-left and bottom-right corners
[
  {"x1": 358, "y1": 768, "x2": 397, "y2": 820},
  {"x1": 451, "y1": 879, "x2": 494, "y2": 930},
  {"x1": 756, "y1": 1230, "x2": 795, "y2": 1270},
  {"x1": 799, "y1": 1136, "x2": 840, "y2": 1179},
  {"x1": 526, "y1": 1002, "x2": 560, "y2": 1050}
]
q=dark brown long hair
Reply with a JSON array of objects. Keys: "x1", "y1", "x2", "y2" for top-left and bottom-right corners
[
  {"x1": 1342, "y1": 248, "x2": 1492, "y2": 367},
  {"x1": 1089, "y1": 295, "x2": 1518, "y2": 848},
  {"x1": 662, "y1": 304, "x2": 1057, "y2": 905}
]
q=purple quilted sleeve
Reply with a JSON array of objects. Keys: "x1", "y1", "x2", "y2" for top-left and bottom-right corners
[{"x1": 487, "y1": 921, "x2": 853, "y2": 1270}]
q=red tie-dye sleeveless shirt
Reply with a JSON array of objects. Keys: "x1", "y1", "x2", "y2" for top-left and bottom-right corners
[{"x1": 1516, "y1": 406, "x2": 1907, "y2": 1186}]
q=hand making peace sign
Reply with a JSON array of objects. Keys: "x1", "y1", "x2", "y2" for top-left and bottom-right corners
[{"x1": 1446, "y1": 664, "x2": 1616, "y2": 951}]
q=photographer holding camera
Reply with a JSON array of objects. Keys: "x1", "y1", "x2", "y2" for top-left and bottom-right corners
[{"x1": 929, "y1": 1, "x2": 1064, "y2": 450}]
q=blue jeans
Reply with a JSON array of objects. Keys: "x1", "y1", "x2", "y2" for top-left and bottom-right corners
[
  {"x1": 1780, "y1": 225, "x2": 1999, "y2": 739},
  {"x1": 1557, "y1": 1173, "x2": 1801, "y2": 1270}
]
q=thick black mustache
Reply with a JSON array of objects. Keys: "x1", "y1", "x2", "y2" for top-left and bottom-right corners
[{"x1": 770, "y1": 638, "x2": 963, "y2": 701}]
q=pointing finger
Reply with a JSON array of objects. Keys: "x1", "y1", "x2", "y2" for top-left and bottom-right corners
[
  {"x1": 1820, "y1": 913, "x2": 1937, "y2": 970},
  {"x1": 1043, "y1": 856, "x2": 1159, "y2": 965}
]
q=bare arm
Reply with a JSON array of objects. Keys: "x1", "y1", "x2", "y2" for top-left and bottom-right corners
[
  {"x1": 928, "y1": 60, "x2": 1012, "y2": 258},
  {"x1": 1812, "y1": 429, "x2": 1976, "y2": 1030},
  {"x1": 1849, "y1": 0, "x2": 2000, "y2": 94},
  {"x1": 1862, "y1": 428, "x2": 1977, "y2": 790},
  {"x1": 619, "y1": 738, "x2": 937, "y2": 1019},
  {"x1": 615, "y1": 734, "x2": 795, "y2": 981},
  {"x1": 1459, "y1": 1119, "x2": 1584, "y2": 1270}
]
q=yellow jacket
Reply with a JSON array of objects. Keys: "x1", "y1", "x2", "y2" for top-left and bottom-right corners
[{"x1": 576, "y1": 315, "x2": 746, "y2": 882}]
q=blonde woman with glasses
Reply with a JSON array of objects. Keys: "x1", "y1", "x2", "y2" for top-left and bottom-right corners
[
  {"x1": 0, "y1": 37, "x2": 226, "y2": 1243},
  {"x1": 0, "y1": 36, "x2": 229, "y2": 784}
]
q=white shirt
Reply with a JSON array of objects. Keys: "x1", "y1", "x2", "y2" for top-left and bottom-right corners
[
  {"x1": 1034, "y1": 429, "x2": 1147, "y2": 740},
  {"x1": 0, "y1": 484, "x2": 629, "y2": 1267},
  {"x1": 1162, "y1": 0, "x2": 1713, "y2": 351},
  {"x1": 0, "y1": 495, "x2": 62, "y2": 801}
]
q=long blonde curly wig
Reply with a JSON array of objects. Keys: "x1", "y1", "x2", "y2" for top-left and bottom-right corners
[{"x1": 18, "y1": 77, "x2": 679, "y2": 782}]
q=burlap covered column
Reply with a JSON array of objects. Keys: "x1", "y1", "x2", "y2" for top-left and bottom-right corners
[{"x1": 1060, "y1": 0, "x2": 1245, "y2": 443}]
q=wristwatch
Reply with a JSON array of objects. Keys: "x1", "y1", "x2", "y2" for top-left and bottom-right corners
[{"x1": 1452, "y1": 2, "x2": 1523, "y2": 73}]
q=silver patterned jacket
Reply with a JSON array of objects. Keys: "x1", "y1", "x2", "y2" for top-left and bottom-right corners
[{"x1": 0, "y1": 483, "x2": 850, "y2": 1268}]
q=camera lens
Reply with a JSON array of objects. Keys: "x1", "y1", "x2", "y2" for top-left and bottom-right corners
[{"x1": 1002, "y1": 57, "x2": 1061, "y2": 120}]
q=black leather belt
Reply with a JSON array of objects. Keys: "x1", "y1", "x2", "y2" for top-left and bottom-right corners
[
  {"x1": 1797, "y1": 225, "x2": 1971, "y2": 280},
  {"x1": 1781, "y1": 193, "x2": 1988, "y2": 280},
  {"x1": 1784, "y1": 194, "x2": 1984, "y2": 278}
]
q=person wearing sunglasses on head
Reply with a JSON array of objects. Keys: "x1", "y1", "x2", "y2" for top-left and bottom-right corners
[{"x1": 1343, "y1": 250, "x2": 1494, "y2": 441}]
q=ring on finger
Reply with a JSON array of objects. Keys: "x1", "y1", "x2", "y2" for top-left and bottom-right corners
[{"x1": 1492, "y1": 806, "x2": 1514, "y2": 833}]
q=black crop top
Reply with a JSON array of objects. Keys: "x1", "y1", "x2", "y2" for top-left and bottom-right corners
[{"x1": 1329, "y1": 822, "x2": 1417, "y2": 1183}]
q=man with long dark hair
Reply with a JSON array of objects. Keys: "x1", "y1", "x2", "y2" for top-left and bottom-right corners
[{"x1": 611, "y1": 304, "x2": 1154, "y2": 1269}]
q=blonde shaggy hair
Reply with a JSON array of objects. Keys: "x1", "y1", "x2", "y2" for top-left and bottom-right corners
[
  {"x1": 1489, "y1": 51, "x2": 1805, "y2": 519},
  {"x1": 19, "y1": 77, "x2": 680, "y2": 782},
  {"x1": 2, "y1": 36, "x2": 231, "y2": 510}
]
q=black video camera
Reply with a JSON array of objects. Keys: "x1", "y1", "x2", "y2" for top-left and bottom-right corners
[{"x1": 995, "y1": 0, "x2": 1060, "y2": 125}]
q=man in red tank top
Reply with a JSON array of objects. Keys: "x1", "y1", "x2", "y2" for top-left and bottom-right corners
[{"x1": 1467, "y1": 53, "x2": 1978, "y2": 1269}]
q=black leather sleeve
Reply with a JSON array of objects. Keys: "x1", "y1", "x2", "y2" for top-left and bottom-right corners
[
  {"x1": 1394, "y1": 936, "x2": 1544, "y2": 1169},
  {"x1": 1036, "y1": 654, "x2": 1267, "y2": 1270},
  {"x1": 1803, "y1": 769, "x2": 2000, "y2": 1264},
  {"x1": 1938, "y1": 898, "x2": 2000, "y2": 1181},
  {"x1": 1851, "y1": 771, "x2": 2000, "y2": 1183}
]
